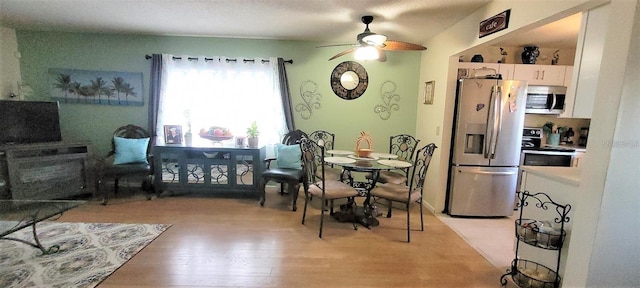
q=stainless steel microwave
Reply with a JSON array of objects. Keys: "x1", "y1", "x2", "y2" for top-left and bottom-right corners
[{"x1": 525, "y1": 85, "x2": 567, "y2": 114}]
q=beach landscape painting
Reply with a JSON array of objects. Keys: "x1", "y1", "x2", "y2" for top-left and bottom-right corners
[{"x1": 49, "y1": 68, "x2": 144, "y2": 106}]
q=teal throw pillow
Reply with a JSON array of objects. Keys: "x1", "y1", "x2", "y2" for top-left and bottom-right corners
[
  {"x1": 113, "y1": 136, "x2": 150, "y2": 165},
  {"x1": 276, "y1": 143, "x2": 302, "y2": 169}
]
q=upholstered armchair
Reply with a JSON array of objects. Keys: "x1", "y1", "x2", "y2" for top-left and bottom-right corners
[
  {"x1": 259, "y1": 129, "x2": 308, "y2": 211},
  {"x1": 98, "y1": 124, "x2": 154, "y2": 205}
]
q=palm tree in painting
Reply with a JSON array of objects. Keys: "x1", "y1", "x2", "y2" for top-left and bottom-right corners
[
  {"x1": 70, "y1": 81, "x2": 82, "y2": 102},
  {"x1": 122, "y1": 83, "x2": 137, "y2": 104},
  {"x1": 78, "y1": 85, "x2": 94, "y2": 103},
  {"x1": 53, "y1": 73, "x2": 73, "y2": 102},
  {"x1": 90, "y1": 77, "x2": 108, "y2": 104},
  {"x1": 101, "y1": 85, "x2": 115, "y2": 104},
  {"x1": 111, "y1": 77, "x2": 126, "y2": 104}
]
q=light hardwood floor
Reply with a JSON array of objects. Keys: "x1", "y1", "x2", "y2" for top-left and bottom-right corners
[{"x1": 59, "y1": 188, "x2": 507, "y2": 288}]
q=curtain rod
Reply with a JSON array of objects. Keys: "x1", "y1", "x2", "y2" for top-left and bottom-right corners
[{"x1": 145, "y1": 54, "x2": 292, "y2": 64}]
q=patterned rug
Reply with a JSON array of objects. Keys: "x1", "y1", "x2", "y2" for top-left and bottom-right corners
[{"x1": 0, "y1": 222, "x2": 171, "y2": 288}]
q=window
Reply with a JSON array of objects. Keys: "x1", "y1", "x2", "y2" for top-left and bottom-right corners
[{"x1": 157, "y1": 55, "x2": 288, "y2": 145}]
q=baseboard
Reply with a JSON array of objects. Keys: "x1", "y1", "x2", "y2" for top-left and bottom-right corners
[{"x1": 422, "y1": 200, "x2": 437, "y2": 214}]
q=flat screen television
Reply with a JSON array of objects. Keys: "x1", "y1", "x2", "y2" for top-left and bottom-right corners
[{"x1": 0, "y1": 100, "x2": 63, "y2": 145}]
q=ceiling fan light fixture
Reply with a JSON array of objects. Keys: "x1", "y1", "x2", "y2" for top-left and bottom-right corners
[
  {"x1": 362, "y1": 34, "x2": 387, "y2": 46},
  {"x1": 354, "y1": 46, "x2": 379, "y2": 60}
]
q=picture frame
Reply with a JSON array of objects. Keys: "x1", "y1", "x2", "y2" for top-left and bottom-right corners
[
  {"x1": 423, "y1": 81, "x2": 435, "y2": 105},
  {"x1": 164, "y1": 125, "x2": 183, "y2": 144},
  {"x1": 49, "y1": 68, "x2": 144, "y2": 106}
]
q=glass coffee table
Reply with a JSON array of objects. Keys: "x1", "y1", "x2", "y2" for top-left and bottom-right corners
[{"x1": 0, "y1": 200, "x2": 85, "y2": 255}]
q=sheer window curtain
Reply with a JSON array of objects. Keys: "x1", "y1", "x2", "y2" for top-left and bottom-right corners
[{"x1": 156, "y1": 55, "x2": 288, "y2": 146}]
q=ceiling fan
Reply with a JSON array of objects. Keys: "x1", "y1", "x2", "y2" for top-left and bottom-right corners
[{"x1": 321, "y1": 15, "x2": 427, "y2": 61}]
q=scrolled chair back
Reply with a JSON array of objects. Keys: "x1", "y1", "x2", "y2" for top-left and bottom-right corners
[
  {"x1": 282, "y1": 129, "x2": 309, "y2": 145},
  {"x1": 299, "y1": 137, "x2": 322, "y2": 188},
  {"x1": 408, "y1": 143, "x2": 438, "y2": 197},
  {"x1": 390, "y1": 134, "x2": 420, "y2": 162},
  {"x1": 308, "y1": 130, "x2": 335, "y2": 150}
]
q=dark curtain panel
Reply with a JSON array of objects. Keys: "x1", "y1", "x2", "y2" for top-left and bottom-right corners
[
  {"x1": 148, "y1": 54, "x2": 162, "y2": 141},
  {"x1": 277, "y1": 57, "x2": 295, "y2": 131}
]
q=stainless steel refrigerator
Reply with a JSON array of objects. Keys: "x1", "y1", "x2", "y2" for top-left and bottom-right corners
[{"x1": 447, "y1": 78, "x2": 527, "y2": 217}]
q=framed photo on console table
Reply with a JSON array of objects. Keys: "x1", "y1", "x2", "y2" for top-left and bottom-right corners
[{"x1": 164, "y1": 125, "x2": 182, "y2": 144}]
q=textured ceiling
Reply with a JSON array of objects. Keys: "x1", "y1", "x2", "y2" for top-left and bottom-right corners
[
  {"x1": 0, "y1": 0, "x2": 580, "y2": 49},
  {"x1": 0, "y1": 0, "x2": 491, "y2": 45}
]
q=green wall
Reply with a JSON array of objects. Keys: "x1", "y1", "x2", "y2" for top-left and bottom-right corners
[{"x1": 16, "y1": 30, "x2": 421, "y2": 157}]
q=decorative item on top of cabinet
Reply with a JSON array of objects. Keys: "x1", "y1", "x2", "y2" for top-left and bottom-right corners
[
  {"x1": 499, "y1": 47, "x2": 508, "y2": 63},
  {"x1": 471, "y1": 54, "x2": 484, "y2": 63},
  {"x1": 458, "y1": 62, "x2": 514, "y2": 80},
  {"x1": 521, "y1": 46, "x2": 540, "y2": 64},
  {"x1": 500, "y1": 190, "x2": 571, "y2": 288},
  {"x1": 551, "y1": 50, "x2": 560, "y2": 65}
]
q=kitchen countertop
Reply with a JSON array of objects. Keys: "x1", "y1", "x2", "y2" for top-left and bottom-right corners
[{"x1": 520, "y1": 166, "x2": 581, "y2": 186}]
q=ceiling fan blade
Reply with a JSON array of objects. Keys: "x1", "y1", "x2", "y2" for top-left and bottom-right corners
[
  {"x1": 381, "y1": 40, "x2": 427, "y2": 51},
  {"x1": 328, "y1": 48, "x2": 355, "y2": 61},
  {"x1": 316, "y1": 43, "x2": 356, "y2": 48}
]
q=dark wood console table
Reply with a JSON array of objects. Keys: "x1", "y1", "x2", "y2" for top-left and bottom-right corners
[{"x1": 153, "y1": 141, "x2": 266, "y2": 198}]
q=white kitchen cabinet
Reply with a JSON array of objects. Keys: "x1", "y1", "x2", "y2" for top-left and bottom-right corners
[
  {"x1": 561, "y1": 7, "x2": 608, "y2": 119},
  {"x1": 513, "y1": 64, "x2": 567, "y2": 86},
  {"x1": 457, "y1": 62, "x2": 514, "y2": 79},
  {"x1": 560, "y1": 66, "x2": 576, "y2": 118},
  {"x1": 497, "y1": 64, "x2": 515, "y2": 80}
]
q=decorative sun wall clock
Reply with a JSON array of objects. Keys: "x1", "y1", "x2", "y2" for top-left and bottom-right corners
[{"x1": 330, "y1": 61, "x2": 368, "y2": 100}]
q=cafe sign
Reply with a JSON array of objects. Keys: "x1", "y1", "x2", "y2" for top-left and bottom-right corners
[{"x1": 479, "y1": 9, "x2": 511, "y2": 38}]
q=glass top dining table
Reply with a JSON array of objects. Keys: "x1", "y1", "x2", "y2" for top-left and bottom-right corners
[
  {"x1": 324, "y1": 151, "x2": 411, "y2": 173},
  {"x1": 323, "y1": 151, "x2": 412, "y2": 228}
]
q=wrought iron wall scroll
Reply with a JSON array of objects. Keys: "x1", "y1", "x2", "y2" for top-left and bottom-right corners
[
  {"x1": 374, "y1": 81, "x2": 400, "y2": 120},
  {"x1": 295, "y1": 80, "x2": 322, "y2": 119}
]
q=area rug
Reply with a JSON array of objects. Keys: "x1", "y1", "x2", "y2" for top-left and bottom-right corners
[
  {"x1": 0, "y1": 222, "x2": 171, "y2": 288},
  {"x1": 436, "y1": 213, "x2": 514, "y2": 270}
]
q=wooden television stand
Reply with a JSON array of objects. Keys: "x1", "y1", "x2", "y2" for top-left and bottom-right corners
[{"x1": 0, "y1": 141, "x2": 93, "y2": 200}]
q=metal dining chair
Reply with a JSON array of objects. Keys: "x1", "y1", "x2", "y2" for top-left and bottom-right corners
[
  {"x1": 369, "y1": 143, "x2": 437, "y2": 242},
  {"x1": 378, "y1": 134, "x2": 421, "y2": 185},
  {"x1": 308, "y1": 130, "x2": 343, "y2": 181},
  {"x1": 300, "y1": 138, "x2": 359, "y2": 238}
]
